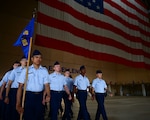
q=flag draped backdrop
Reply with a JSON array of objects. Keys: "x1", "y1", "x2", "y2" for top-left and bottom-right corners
[{"x1": 35, "y1": 0, "x2": 150, "y2": 69}]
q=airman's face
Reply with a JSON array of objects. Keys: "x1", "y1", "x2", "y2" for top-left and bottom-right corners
[
  {"x1": 13, "y1": 63, "x2": 20, "y2": 69},
  {"x1": 20, "y1": 58, "x2": 27, "y2": 66},
  {"x1": 31, "y1": 55, "x2": 42, "y2": 65},
  {"x1": 96, "y1": 73, "x2": 102, "y2": 78},
  {"x1": 53, "y1": 64, "x2": 61, "y2": 72},
  {"x1": 81, "y1": 68, "x2": 86, "y2": 75},
  {"x1": 64, "y1": 71, "x2": 70, "y2": 77}
]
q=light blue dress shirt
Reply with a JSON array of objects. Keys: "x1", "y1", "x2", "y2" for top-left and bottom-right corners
[
  {"x1": 0, "y1": 80, "x2": 2, "y2": 87},
  {"x1": 92, "y1": 78, "x2": 107, "y2": 93},
  {"x1": 49, "y1": 72, "x2": 67, "y2": 91},
  {"x1": 8, "y1": 66, "x2": 25, "y2": 88},
  {"x1": 63, "y1": 76, "x2": 74, "y2": 91},
  {"x1": 0, "y1": 70, "x2": 12, "y2": 87},
  {"x1": 74, "y1": 74, "x2": 90, "y2": 90},
  {"x1": 18, "y1": 65, "x2": 49, "y2": 92}
]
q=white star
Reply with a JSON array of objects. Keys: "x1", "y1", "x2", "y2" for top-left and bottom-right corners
[
  {"x1": 96, "y1": 5, "x2": 100, "y2": 9},
  {"x1": 92, "y1": 0, "x2": 96, "y2": 3},
  {"x1": 88, "y1": 2, "x2": 92, "y2": 6}
]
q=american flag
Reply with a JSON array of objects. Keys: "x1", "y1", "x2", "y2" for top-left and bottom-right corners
[{"x1": 35, "y1": 0, "x2": 150, "y2": 69}]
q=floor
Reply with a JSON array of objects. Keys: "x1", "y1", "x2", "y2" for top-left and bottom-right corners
[{"x1": 45, "y1": 96, "x2": 150, "y2": 120}]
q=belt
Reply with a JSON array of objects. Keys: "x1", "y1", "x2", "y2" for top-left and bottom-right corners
[
  {"x1": 26, "y1": 91, "x2": 43, "y2": 94},
  {"x1": 95, "y1": 93, "x2": 105, "y2": 94},
  {"x1": 51, "y1": 90, "x2": 63, "y2": 93},
  {"x1": 78, "y1": 90, "x2": 87, "y2": 92},
  {"x1": 10, "y1": 88, "x2": 18, "y2": 90},
  {"x1": 10, "y1": 88, "x2": 18, "y2": 92}
]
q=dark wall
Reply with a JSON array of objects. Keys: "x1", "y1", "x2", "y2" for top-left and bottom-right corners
[{"x1": 0, "y1": 0, "x2": 38, "y2": 77}]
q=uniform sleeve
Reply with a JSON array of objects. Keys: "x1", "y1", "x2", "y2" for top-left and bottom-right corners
[
  {"x1": 0, "y1": 80, "x2": 3, "y2": 87},
  {"x1": 17, "y1": 69, "x2": 26, "y2": 84},
  {"x1": 73, "y1": 76, "x2": 78, "y2": 86},
  {"x1": 49, "y1": 74, "x2": 52, "y2": 84},
  {"x1": 2, "y1": 71, "x2": 10, "y2": 83},
  {"x1": 8, "y1": 69, "x2": 15, "y2": 81},
  {"x1": 43, "y1": 70, "x2": 50, "y2": 84},
  {"x1": 86, "y1": 78, "x2": 90, "y2": 87},
  {"x1": 92, "y1": 79, "x2": 96, "y2": 88},
  {"x1": 104, "y1": 81, "x2": 107, "y2": 89},
  {"x1": 63, "y1": 76, "x2": 67, "y2": 86}
]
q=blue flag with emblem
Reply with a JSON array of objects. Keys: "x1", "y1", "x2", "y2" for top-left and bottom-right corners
[{"x1": 13, "y1": 18, "x2": 35, "y2": 58}]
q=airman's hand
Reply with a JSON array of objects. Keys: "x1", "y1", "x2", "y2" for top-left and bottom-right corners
[{"x1": 16, "y1": 105, "x2": 24, "y2": 114}]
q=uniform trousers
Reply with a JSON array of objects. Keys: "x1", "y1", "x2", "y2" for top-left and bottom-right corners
[
  {"x1": 95, "y1": 93, "x2": 108, "y2": 120},
  {"x1": 0, "y1": 98, "x2": 2, "y2": 119},
  {"x1": 9, "y1": 88, "x2": 19, "y2": 120},
  {"x1": 24, "y1": 91, "x2": 44, "y2": 120},
  {"x1": 0, "y1": 90, "x2": 5, "y2": 120},
  {"x1": 77, "y1": 90, "x2": 89, "y2": 120},
  {"x1": 1, "y1": 89, "x2": 11, "y2": 120},
  {"x1": 50, "y1": 90, "x2": 63, "y2": 120},
  {"x1": 62, "y1": 92, "x2": 72, "y2": 120}
]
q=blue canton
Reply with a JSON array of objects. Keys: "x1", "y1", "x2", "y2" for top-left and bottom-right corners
[{"x1": 74, "y1": 0, "x2": 104, "y2": 13}]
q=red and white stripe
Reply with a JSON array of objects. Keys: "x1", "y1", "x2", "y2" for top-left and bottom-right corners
[{"x1": 35, "y1": 0, "x2": 150, "y2": 69}]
